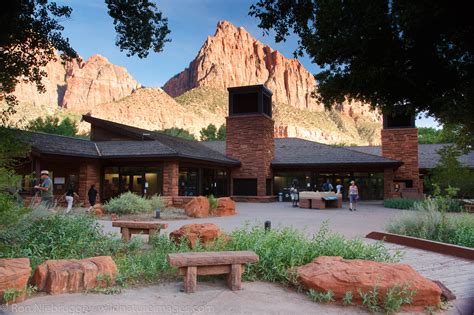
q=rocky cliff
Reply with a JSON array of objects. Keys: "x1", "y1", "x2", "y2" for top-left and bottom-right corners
[
  {"x1": 11, "y1": 54, "x2": 140, "y2": 112},
  {"x1": 163, "y1": 20, "x2": 380, "y2": 125},
  {"x1": 61, "y1": 55, "x2": 141, "y2": 112}
]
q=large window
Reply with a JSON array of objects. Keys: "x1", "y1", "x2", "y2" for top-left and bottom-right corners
[
  {"x1": 103, "y1": 166, "x2": 163, "y2": 200},
  {"x1": 179, "y1": 168, "x2": 198, "y2": 196}
]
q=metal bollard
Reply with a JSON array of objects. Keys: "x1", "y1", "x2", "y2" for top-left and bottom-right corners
[{"x1": 264, "y1": 220, "x2": 271, "y2": 232}]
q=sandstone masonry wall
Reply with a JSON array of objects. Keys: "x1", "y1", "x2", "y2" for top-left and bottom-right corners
[{"x1": 226, "y1": 114, "x2": 275, "y2": 196}]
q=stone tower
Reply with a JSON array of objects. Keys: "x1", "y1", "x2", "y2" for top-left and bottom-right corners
[
  {"x1": 226, "y1": 85, "x2": 275, "y2": 200},
  {"x1": 381, "y1": 110, "x2": 421, "y2": 198}
]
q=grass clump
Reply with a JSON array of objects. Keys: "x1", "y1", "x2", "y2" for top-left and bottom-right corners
[
  {"x1": 208, "y1": 194, "x2": 218, "y2": 214},
  {"x1": 0, "y1": 214, "x2": 138, "y2": 269},
  {"x1": 384, "y1": 198, "x2": 417, "y2": 210},
  {"x1": 104, "y1": 192, "x2": 152, "y2": 214},
  {"x1": 342, "y1": 291, "x2": 353, "y2": 305},
  {"x1": 308, "y1": 289, "x2": 335, "y2": 303},
  {"x1": 358, "y1": 283, "x2": 416, "y2": 314}
]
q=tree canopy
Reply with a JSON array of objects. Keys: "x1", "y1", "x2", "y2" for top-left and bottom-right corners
[
  {"x1": 250, "y1": 1, "x2": 474, "y2": 148},
  {"x1": 0, "y1": 0, "x2": 170, "y2": 112},
  {"x1": 200, "y1": 124, "x2": 226, "y2": 141},
  {"x1": 27, "y1": 116, "x2": 79, "y2": 137},
  {"x1": 159, "y1": 127, "x2": 196, "y2": 141},
  {"x1": 418, "y1": 126, "x2": 457, "y2": 144}
]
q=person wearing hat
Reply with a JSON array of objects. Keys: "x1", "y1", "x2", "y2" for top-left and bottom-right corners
[
  {"x1": 34, "y1": 170, "x2": 54, "y2": 208},
  {"x1": 348, "y1": 180, "x2": 359, "y2": 211}
]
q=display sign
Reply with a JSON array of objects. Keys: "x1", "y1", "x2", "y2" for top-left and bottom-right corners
[{"x1": 54, "y1": 177, "x2": 65, "y2": 184}]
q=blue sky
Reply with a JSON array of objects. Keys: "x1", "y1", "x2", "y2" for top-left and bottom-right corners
[{"x1": 56, "y1": 0, "x2": 438, "y2": 128}]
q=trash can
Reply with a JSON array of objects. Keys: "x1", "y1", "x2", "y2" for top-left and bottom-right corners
[{"x1": 278, "y1": 192, "x2": 283, "y2": 202}]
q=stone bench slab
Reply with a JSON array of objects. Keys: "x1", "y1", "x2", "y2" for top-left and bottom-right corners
[{"x1": 167, "y1": 251, "x2": 259, "y2": 267}]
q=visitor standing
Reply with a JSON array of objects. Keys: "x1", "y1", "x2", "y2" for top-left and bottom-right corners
[
  {"x1": 63, "y1": 183, "x2": 79, "y2": 213},
  {"x1": 323, "y1": 180, "x2": 333, "y2": 192},
  {"x1": 349, "y1": 180, "x2": 359, "y2": 211},
  {"x1": 336, "y1": 183, "x2": 343, "y2": 195},
  {"x1": 88, "y1": 184, "x2": 98, "y2": 208},
  {"x1": 34, "y1": 170, "x2": 54, "y2": 208}
]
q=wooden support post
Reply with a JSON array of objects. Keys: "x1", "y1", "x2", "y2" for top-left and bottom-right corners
[
  {"x1": 226, "y1": 264, "x2": 241, "y2": 291},
  {"x1": 121, "y1": 227, "x2": 130, "y2": 242},
  {"x1": 184, "y1": 266, "x2": 197, "y2": 293}
]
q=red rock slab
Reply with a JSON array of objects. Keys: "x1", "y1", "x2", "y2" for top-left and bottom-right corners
[
  {"x1": 0, "y1": 258, "x2": 31, "y2": 304},
  {"x1": 297, "y1": 256, "x2": 442, "y2": 311},
  {"x1": 170, "y1": 223, "x2": 222, "y2": 249},
  {"x1": 215, "y1": 197, "x2": 236, "y2": 217},
  {"x1": 184, "y1": 196, "x2": 210, "y2": 218},
  {"x1": 32, "y1": 256, "x2": 117, "y2": 295}
]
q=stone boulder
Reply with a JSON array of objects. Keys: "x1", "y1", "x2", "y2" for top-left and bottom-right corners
[
  {"x1": 0, "y1": 258, "x2": 31, "y2": 304},
  {"x1": 297, "y1": 256, "x2": 442, "y2": 311},
  {"x1": 92, "y1": 204, "x2": 104, "y2": 216},
  {"x1": 184, "y1": 196, "x2": 209, "y2": 218},
  {"x1": 214, "y1": 197, "x2": 236, "y2": 217},
  {"x1": 170, "y1": 223, "x2": 222, "y2": 249},
  {"x1": 32, "y1": 256, "x2": 117, "y2": 295}
]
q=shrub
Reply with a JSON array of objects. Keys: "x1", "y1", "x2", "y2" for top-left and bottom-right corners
[
  {"x1": 0, "y1": 193, "x2": 30, "y2": 227},
  {"x1": 149, "y1": 194, "x2": 164, "y2": 210},
  {"x1": 358, "y1": 283, "x2": 416, "y2": 314},
  {"x1": 384, "y1": 198, "x2": 417, "y2": 210},
  {"x1": 224, "y1": 222, "x2": 400, "y2": 284},
  {"x1": 0, "y1": 214, "x2": 138, "y2": 269},
  {"x1": 386, "y1": 204, "x2": 474, "y2": 248},
  {"x1": 104, "y1": 192, "x2": 152, "y2": 214},
  {"x1": 208, "y1": 194, "x2": 218, "y2": 214}
]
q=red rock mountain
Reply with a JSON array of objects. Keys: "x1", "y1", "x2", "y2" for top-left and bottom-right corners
[
  {"x1": 7, "y1": 20, "x2": 381, "y2": 145},
  {"x1": 163, "y1": 21, "x2": 380, "y2": 124}
]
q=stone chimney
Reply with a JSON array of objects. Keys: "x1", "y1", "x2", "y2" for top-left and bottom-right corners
[
  {"x1": 226, "y1": 85, "x2": 275, "y2": 198},
  {"x1": 381, "y1": 110, "x2": 421, "y2": 198}
]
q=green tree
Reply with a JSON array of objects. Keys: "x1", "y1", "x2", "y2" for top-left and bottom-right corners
[
  {"x1": 418, "y1": 128, "x2": 442, "y2": 144},
  {"x1": 200, "y1": 124, "x2": 218, "y2": 141},
  {"x1": 250, "y1": 1, "x2": 474, "y2": 149},
  {"x1": 427, "y1": 146, "x2": 474, "y2": 198},
  {"x1": 27, "y1": 116, "x2": 78, "y2": 137},
  {"x1": 217, "y1": 125, "x2": 226, "y2": 140},
  {"x1": 1, "y1": 0, "x2": 170, "y2": 111},
  {"x1": 159, "y1": 127, "x2": 196, "y2": 141}
]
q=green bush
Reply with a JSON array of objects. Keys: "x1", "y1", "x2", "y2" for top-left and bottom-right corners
[
  {"x1": 0, "y1": 193, "x2": 30, "y2": 227},
  {"x1": 149, "y1": 194, "x2": 164, "y2": 210},
  {"x1": 104, "y1": 192, "x2": 153, "y2": 214},
  {"x1": 386, "y1": 202, "x2": 474, "y2": 248},
  {"x1": 384, "y1": 198, "x2": 417, "y2": 209},
  {"x1": 0, "y1": 214, "x2": 138, "y2": 269},
  {"x1": 208, "y1": 194, "x2": 218, "y2": 214}
]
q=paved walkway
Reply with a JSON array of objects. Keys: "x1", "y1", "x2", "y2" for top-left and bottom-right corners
[
  {"x1": 4, "y1": 202, "x2": 474, "y2": 314},
  {"x1": 100, "y1": 201, "x2": 402, "y2": 239}
]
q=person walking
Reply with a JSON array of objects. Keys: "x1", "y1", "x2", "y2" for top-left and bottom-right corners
[
  {"x1": 34, "y1": 170, "x2": 54, "y2": 208},
  {"x1": 348, "y1": 180, "x2": 359, "y2": 211},
  {"x1": 63, "y1": 183, "x2": 79, "y2": 213},
  {"x1": 88, "y1": 184, "x2": 98, "y2": 208}
]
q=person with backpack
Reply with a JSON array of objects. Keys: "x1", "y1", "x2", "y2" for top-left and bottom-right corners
[{"x1": 322, "y1": 180, "x2": 333, "y2": 192}]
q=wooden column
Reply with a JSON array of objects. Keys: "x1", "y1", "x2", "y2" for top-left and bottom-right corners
[
  {"x1": 184, "y1": 266, "x2": 197, "y2": 293},
  {"x1": 226, "y1": 264, "x2": 242, "y2": 291}
]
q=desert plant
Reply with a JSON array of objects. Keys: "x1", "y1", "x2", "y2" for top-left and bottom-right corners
[
  {"x1": 308, "y1": 289, "x2": 335, "y2": 303},
  {"x1": 342, "y1": 291, "x2": 353, "y2": 305},
  {"x1": 148, "y1": 194, "x2": 164, "y2": 210},
  {"x1": 103, "y1": 192, "x2": 152, "y2": 214},
  {"x1": 359, "y1": 284, "x2": 381, "y2": 313},
  {"x1": 208, "y1": 194, "x2": 218, "y2": 214},
  {"x1": 2, "y1": 288, "x2": 22, "y2": 304},
  {"x1": 384, "y1": 198, "x2": 417, "y2": 210},
  {"x1": 0, "y1": 214, "x2": 139, "y2": 269},
  {"x1": 382, "y1": 284, "x2": 416, "y2": 314}
]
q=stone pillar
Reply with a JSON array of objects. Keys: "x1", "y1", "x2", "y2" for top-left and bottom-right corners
[
  {"x1": 78, "y1": 160, "x2": 101, "y2": 206},
  {"x1": 163, "y1": 161, "x2": 179, "y2": 196},
  {"x1": 226, "y1": 114, "x2": 274, "y2": 196},
  {"x1": 381, "y1": 128, "x2": 421, "y2": 197}
]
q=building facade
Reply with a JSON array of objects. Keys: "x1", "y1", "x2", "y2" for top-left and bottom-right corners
[{"x1": 15, "y1": 85, "x2": 474, "y2": 205}]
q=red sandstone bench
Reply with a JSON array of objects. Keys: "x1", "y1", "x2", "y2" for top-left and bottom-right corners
[
  {"x1": 299, "y1": 192, "x2": 342, "y2": 209},
  {"x1": 167, "y1": 251, "x2": 259, "y2": 293},
  {"x1": 112, "y1": 220, "x2": 168, "y2": 242}
]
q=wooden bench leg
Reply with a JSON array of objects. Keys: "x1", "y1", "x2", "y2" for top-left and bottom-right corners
[
  {"x1": 184, "y1": 266, "x2": 197, "y2": 293},
  {"x1": 226, "y1": 264, "x2": 242, "y2": 291},
  {"x1": 121, "y1": 227, "x2": 130, "y2": 242}
]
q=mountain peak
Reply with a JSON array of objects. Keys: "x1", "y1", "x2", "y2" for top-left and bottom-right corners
[{"x1": 163, "y1": 21, "x2": 317, "y2": 110}]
